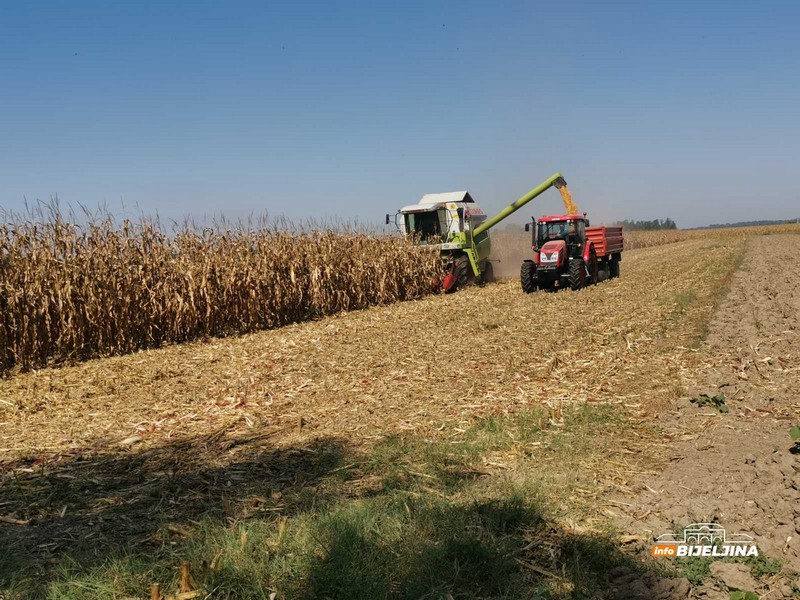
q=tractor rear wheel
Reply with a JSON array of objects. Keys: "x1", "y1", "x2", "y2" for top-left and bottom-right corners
[
  {"x1": 610, "y1": 255, "x2": 620, "y2": 279},
  {"x1": 568, "y1": 258, "x2": 586, "y2": 291},
  {"x1": 520, "y1": 260, "x2": 537, "y2": 293}
]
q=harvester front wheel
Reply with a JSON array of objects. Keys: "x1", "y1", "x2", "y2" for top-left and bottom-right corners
[
  {"x1": 444, "y1": 255, "x2": 471, "y2": 293},
  {"x1": 568, "y1": 258, "x2": 586, "y2": 291},
  {"x1": 482, "y1": 261, "x2": 495, "y2": 284},
  {"x1": 520, "y1": 260, "x2": 537, "y2": 293}
]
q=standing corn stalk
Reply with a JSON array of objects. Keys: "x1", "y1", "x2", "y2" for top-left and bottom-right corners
[{"x1": 0, "y1": 212, "x2": 441, "y2": 374}]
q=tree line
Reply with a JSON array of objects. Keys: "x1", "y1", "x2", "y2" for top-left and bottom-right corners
[{"x1": 616, "y1": 218, "x2": 677, "y2": 231}]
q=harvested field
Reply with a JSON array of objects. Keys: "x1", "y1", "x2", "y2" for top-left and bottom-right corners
[
  {"x1": 0, "y1": 234, "x2": 748, "y2": 597},
  {"x1": 1, "y1": 228, "x2": 798, "y2": 598},
  {"x1": 489, "y1": 223, "x2": 800, "y2": 267},
  {"x1": 0, "y1": 238, "x2": 740, "y2": 454},
  {"x1": 625, "y1": 223, "x2": 800, "y2": 249}
]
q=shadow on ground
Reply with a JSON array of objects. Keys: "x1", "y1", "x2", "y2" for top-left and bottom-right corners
[
  {"x1": 0, "y1": 430, "x2": 351, "y2": 568},
  {"x1": 0, "y1": 426, "x2": 683, "y2": 599}
]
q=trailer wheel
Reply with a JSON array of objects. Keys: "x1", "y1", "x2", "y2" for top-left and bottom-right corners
[
  {"x1": 520, "y1": 260, "x2": 537, "y2": 293},
  {"x1": 588, "y1": 247, "x2": 599, "y2": 284},
  {"x1": 610, "y1": 255, "x2": 620, "y2": 279},
  {"x1": 568, "y1": 258, "x2": 586, "y2": 291}
]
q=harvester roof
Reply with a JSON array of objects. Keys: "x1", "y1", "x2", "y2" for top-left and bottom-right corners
[
  {"x1": 399, "y1": 191, "x2": 475, "y2": 213},
  {"x1": 420, "y1": 191, "x2": 474, "y2": 204}
]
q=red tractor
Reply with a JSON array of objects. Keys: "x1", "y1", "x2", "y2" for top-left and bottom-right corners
[{"x1": 520, "y1": 214, "x2": 623, "y2": 292}]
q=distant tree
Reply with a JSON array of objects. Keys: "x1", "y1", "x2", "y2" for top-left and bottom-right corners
[
  {"x1": 697, "y1": 218, "x2": 799, "y2": 230},
  {"x1": 617, "y1": 218, "x2": 678, "y2": 231}
]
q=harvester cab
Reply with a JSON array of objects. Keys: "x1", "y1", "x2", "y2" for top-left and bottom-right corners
[
  {"x1": 388, "y1": 173, "x2": 568, "y2": 293},
  {"x1": 389, "y1": 191, "x2": 487, "y2": 247},
  {"x1": 386, "y1": 191, "x2": 490, "y2": 292}
]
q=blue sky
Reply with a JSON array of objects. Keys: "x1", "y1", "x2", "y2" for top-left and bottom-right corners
[{"x1": 1, "y1": 1, "x2": 798, "y2": 228}]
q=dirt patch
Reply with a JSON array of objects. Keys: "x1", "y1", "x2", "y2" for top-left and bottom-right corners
[{"x1": 614, "y1": 234, "x2": 800, "y2": 598}]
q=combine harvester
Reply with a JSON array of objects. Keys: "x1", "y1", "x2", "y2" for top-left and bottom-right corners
[
  {"x1": 520, "y1": 187, "x2": 624, "y2": 292},
  {"x1": 388, "y1": 173, "x2": 569, "y2": 292}
]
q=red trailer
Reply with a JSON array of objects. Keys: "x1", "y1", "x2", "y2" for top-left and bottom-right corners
[
  {"x1": 520, "y1": 215, "x2": 624, "y2": 292},
  {"x1": 586, "y1": 225, "x2": 624, "y2": 260}
]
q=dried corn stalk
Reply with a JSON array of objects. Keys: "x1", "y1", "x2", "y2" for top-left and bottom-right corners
[{"x1": 0, "y1": 213, "x2": 441, "y2": 373}]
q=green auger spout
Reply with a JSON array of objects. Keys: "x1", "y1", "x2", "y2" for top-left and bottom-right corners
[{"x1": 472, "y1": 172, "x2": 566, "y2": 237}]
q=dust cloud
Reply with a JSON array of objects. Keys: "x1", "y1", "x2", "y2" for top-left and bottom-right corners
[{"x1": 488, "y1": 231, "x2": 532, "y2": 280}]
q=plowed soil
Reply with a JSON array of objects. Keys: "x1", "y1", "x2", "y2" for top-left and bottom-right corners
[{"x1": 615, "y1": 234, "x2": 800, "y2": 599}]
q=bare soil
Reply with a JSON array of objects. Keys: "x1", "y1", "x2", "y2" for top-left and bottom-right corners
[{"x1": 614, "y1": 235, "x2": 800, "y2": 598}]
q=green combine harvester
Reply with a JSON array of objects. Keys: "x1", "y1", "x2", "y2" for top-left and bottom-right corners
[{"x1": 387, "y1": 173, "x2": 568, "y2": 292}]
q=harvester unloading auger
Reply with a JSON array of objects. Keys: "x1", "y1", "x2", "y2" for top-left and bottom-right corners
[{"x1": 387, "y1": 173, "x2": 570, "y2": 292}]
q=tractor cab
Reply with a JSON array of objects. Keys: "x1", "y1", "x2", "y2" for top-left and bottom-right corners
[
  {"x1": 525, "y1": 214, "x2": 590, "y2": 270},
  {"x1": 527, "y1": 215, "x2": 589, "y2": 256}
]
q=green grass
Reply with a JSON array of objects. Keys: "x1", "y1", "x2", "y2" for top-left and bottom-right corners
[
  {"x1": 670, "y1": 553, "x2": 783, "y2": 587},
  {"x1": 651, "y1": 241, "x2": 746, "y2": 343},
  {"x1": 672, "y1": 290, "x2": 698, "y2": 317},
  {"x1": 745, "y1": 554, "x2": 781, "y2": 579},
  {"x1": 671, "y1": 555, "x2": 714, "y2": 586},
  {"x1": 37, "y1": 487, "x2": 620, "y2": 600},
  {"x1": 689, "y1": 393, "x2": 729, "y2": 413},
  {"x1": 695, "y1": 245, "x2": 747, "y2": 342}
]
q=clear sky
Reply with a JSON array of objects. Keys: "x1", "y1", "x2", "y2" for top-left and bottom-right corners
[{"x1": 1, "y1": 1, "x2": 798, "y2": 229}]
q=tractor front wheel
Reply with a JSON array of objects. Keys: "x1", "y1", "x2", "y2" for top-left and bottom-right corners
[
  {"x1": 520, "y1": 260, "x2": 537, "y2": 293},
  {"x1": 568, "y1": 258, "x2": 586, "y2": 291}
]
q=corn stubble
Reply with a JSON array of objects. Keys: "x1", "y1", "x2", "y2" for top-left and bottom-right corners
[{"x1": 0, "y1": 214, "x2": 441, "y2": 374}]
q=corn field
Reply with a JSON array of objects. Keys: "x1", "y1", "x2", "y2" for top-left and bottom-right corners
[
  {"x1": 625, "y1": 223, "x2": 800, "y2": 249},
  {"x1": 0, "y1": 214, "x2": 441, "y2": 374}
]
